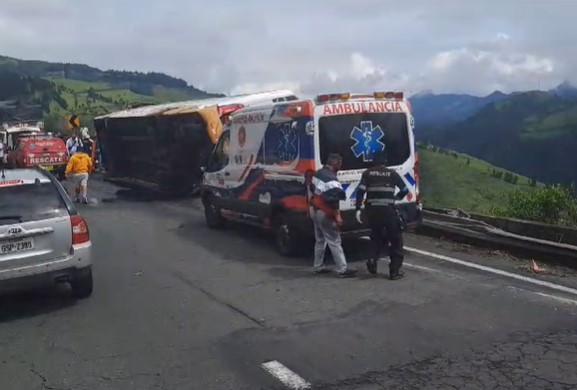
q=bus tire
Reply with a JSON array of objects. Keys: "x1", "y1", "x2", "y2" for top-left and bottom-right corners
[
  {"x1": 204, "y1": 198, "x2": 225, "y2": 229},
  {"x1": 273, "y1": 213, "x2": 301, "y2": 257}
]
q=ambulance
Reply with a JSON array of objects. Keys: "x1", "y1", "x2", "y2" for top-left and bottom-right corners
[{"x1": 201, "y1": 92, "x2": 422, "y2": 256}]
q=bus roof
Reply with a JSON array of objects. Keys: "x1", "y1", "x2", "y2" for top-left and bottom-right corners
[{"x1": 95, "y1": 90, "x2": 298, "y2": 120}]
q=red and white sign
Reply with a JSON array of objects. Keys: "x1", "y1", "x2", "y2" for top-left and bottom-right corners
[
  {"x1": 28, "y1": 156, "x2": 66, "y2": 164},
  {"x1": 322, "y1": 101, "x2": 404, "y2": 116}
]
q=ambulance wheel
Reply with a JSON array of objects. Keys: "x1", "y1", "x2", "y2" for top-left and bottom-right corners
[
  {"x1": 204, "y1": 200, "x2": 225, "y2": 229},
  {"x1": 274, "y1": 214, "x2": 301, "y2": 257}
]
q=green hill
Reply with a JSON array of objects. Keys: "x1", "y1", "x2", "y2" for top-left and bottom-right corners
[
  {"x1": 0, "y1": 55, "x2": 224, "y2": 130},
  {"x1": 428, "y1": 91, "x2": 577, "y2": 185},
  {"x1": 418, "y1": 144, "x2": 536, "y2": 213}
]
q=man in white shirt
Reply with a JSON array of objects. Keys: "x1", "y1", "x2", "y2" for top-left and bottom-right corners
[{"x1": 66, "y1": 134, "x2": 83, "y2": 156}]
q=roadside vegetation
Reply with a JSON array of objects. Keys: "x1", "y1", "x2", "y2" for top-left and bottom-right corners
[{"x1": 493, "y1": 184, "x2": 577, "y2": 228}]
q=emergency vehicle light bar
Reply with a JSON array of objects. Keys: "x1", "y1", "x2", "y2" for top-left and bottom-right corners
[
  {"x1": 316, "y1": 93, "x2": 351, "y2": 103},
  {"x1": 374, "y1": 91, "x2": 404, "y2": 99},
  {"x1": 282, "y1": 101, "x2": 314, "y2": 117}
]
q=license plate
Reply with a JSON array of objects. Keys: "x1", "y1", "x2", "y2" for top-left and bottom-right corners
[
  {"x1": 41, "y1": 165, "x2": 54, "y2": 171},
  {"x1": 0, "y1": 238, "x2": 35, "y2": 255}
]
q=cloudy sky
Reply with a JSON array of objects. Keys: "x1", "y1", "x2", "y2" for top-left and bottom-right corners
[{"x1": 1, "y1": 0, "x2": 575, "y2": 96}]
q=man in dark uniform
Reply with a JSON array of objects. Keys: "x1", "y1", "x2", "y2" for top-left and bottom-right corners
[{"x1": 354, "y1": 151, "x2": 409, "y2": 280}]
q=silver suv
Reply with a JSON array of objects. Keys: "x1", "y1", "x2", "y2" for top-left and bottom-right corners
[{"x1": 0, "y1": 167, "x2": 93, "y2": 298}]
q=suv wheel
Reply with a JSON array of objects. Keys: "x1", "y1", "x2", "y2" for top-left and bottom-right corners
[
  {"x1": 71, "y1": 267, "x2": 93, "y2": 299},
  {"x1": 274, "y1": 214, "x2": 301, "y2": 257},
  {"x1": 204, "y1": 198, "x2": 225, "y2": 229}
]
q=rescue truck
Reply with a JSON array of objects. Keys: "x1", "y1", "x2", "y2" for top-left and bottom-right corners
[
  {"x1": 6, "y1": 134, "x2": 68, "y2": 179},
  {"x1": 201, "y1": 91, "x2": 422, "y2": 256},
  {"x1": 94, "y1": 90, "x2": 298, "y2": 195}
]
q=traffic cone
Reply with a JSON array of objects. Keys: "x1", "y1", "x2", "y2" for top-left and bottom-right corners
[{"x1": 531, "y1": 260, "x2": 545, "y2": 274}]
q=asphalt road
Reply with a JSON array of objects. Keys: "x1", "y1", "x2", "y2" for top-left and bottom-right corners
[{"x1": 1, "y1": 180, "x2": 577, "y2": 390}]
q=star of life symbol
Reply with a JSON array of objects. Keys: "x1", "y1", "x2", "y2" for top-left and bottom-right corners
[
  {"x1": 350, "y1": 121, "x2": 385, "y2": 162},
  {"x1": 277, "y1": 123, "x2": 298, "y2": 162}
]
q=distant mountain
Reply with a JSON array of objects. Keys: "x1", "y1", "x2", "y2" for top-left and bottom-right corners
[
  {"x1": 411, "y1": 82, "x2": 577, "y2": 140},
  {"x1": 549, "y1": 81, "x2": 577, "y2": 98},
  {"x1": 427, "y1": 90, "x2": 577, "y2": 185},
  {"x1": 0, "y1": 55, "x2": 223, "y2": 101},
  {"x1": 0, "y1": 55, "x2": 224, "y2": 128},
  {"x1": 410, "y1": 90, "x2": 510, "y2": 124}
]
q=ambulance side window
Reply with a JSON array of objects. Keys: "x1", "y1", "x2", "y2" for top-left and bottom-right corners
[
  {"x1": 206, "y1": 131, "x2": 230, "y2": 172},
  {"x1": 263, "y1": 121, "x2": 299, "y2": 165}
]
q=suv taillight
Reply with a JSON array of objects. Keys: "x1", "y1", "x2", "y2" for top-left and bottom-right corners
[{"x1": 71, "y1": 215, "x2": 90, "y2": 245}]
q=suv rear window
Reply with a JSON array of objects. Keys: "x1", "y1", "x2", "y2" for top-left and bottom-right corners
[{"x1": 0, "y1": 182, "x2": 69, "y2": 226}]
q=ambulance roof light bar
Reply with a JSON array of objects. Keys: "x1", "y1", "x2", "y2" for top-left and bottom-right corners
[
  {"x1": 374, "y1": 91, "x2": 404, "y2": 99},
  {"x1": 316, "y1": 93, "x2": 351, "y2": 103}
]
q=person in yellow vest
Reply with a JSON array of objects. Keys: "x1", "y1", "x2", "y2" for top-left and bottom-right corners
[{"x1": 65, "y1": 144, "x2": 93, "y2": 204}]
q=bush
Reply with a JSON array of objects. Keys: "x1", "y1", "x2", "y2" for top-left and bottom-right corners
[{"x1": 492, "y1": 184, "x2": 577, "y2": 227}]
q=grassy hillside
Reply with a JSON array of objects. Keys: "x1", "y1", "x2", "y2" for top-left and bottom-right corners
[
  {"x1": 418, "y1": 144, "x2": 536, "y2": 213},
  {"x1": 0, "y1": 54, "x2": 224, "y2": 130}
]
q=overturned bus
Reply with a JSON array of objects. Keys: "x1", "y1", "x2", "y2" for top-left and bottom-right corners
[{"x1": 94, "y1": 90, "x2": 298, "y2": 194}]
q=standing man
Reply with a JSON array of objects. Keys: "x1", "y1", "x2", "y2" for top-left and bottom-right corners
[
  {"x1": 66, "y1": 133, "x2": 83, "y2": 156},
  {"x1": 309, "y1": 153, "x2": 357, "y2": 278},
  {"x1": 354, "y1": 151, "x2": 409, "y2": 280},
  {"x1": 65, "y1": 145, "x2": 93, "y2": 204}
]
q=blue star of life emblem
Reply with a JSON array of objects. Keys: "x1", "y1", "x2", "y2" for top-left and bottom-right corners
[
  {"x1": 277, "y1": 122, "x2": 298, "y2": 162},
  {"x1": 350, "y1": 121, "x2": 385, "y2": 162}
]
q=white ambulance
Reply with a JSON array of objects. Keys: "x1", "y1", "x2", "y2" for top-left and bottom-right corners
[{"x1": 201, "y1": 91, "x2": 422, "y2": 256}]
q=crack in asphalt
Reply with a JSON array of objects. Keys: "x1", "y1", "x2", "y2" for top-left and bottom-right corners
[
  {"x1": 30, "y1": 364, "x2": 71, "y2": 390},
  {"x1": 312, "y1": 330, "x2": 577, "y2": 390},
  {"x1": 170, "y1": 270, "x2": 266, "y2": 328}
]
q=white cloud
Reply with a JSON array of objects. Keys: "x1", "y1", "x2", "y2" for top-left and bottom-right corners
[{"x1": 0, "y1": 0, "x2": 576, "y2": 96}]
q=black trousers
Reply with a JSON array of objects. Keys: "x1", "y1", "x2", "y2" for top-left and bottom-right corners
[{"x1": 365, "y1": 205, "x2": 404, "y2": 273}]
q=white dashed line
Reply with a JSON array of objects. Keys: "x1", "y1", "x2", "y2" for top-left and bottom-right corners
[
  {"x1": 261, "y1": 360, "x2": 312, "y2": 389},
  {"x1": 507, "y1": 286, "x2": 577, "y2": 305},
  {"x1": 405, "y1": 246, "x2": 577, "y2": 297},
  {"x1": 403, "y1": 262, "x2": 446, "y2": 274},
  {"x1": 533, "y1": 291, "x2": 577, "y2": 305}
]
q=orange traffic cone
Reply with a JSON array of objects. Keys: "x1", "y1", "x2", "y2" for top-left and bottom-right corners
[{"x1": 531, "y1": 260, "x2": 545, "y2": 274}]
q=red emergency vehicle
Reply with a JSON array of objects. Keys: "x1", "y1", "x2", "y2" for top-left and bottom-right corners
[{"x1": 6, "y1": 134, "x2": 68, "y2": 179}]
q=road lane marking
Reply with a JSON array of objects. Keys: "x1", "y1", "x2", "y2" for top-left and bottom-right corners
[
  {"x1": 261, "y1": 360, "x2": 312, "y2": 389},
  {"x1": 507, "y1": 286, "x2": 577, "y2": 305},
  {"x1": 403, "y1": 262, "x2": 446, "y2": 274},
  {"x1": 405, "y1": 246, "x2": 577, "y2": 297},
  {"x1": 533, "y1": 292, "x2": 577, "y2": 305}
]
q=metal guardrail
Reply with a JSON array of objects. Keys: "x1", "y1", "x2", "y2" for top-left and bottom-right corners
[{"x1": 419, "y1": 209, "x2": 577, "y2": 268}]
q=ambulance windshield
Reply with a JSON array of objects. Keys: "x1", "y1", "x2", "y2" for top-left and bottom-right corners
[{"x1": 318, "y1": 112, "x2": 410, "y2": 170}]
